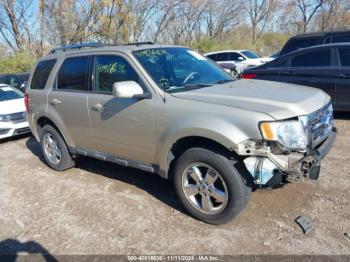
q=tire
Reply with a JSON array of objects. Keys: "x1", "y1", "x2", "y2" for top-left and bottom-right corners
[
  {"x1": 173, "y1": 147, "x2": 252, "y2": 225},
  {"x1": 39, "y1": 124, "x2": 75, "y2": 171}
]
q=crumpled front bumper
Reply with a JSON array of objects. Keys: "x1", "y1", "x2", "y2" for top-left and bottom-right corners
[
  {"x1": 243, "y1": 128, "x2": 337, "y2": 187},
  {"x1": 287, "y1": 128, "x2": 337, "y2": 182},
  {"x1": 310, "y1": 128, "x2": 337, "y2": 162}
]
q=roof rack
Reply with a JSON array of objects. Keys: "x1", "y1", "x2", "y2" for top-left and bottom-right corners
[
  {"x1": 48, "y1": 41, "x2": 155, "y2": 54},
  {"x1": 48, "y1": 42, "x2": 105, "y2": 54}
]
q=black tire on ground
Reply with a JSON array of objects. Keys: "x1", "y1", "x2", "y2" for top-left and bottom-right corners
[
  {"x1": 173, "y1": 147, "x2": 252, "y2": 225},
  {"x1": 39, "y1": 124, "x2": 75, "y2": 171}
]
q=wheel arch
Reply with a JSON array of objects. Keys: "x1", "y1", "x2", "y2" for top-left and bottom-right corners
[
  {"x1": 159, "y1": 133, "x2": 240, "y2": 180},
  {"x1": 35, "y1": 116, "x2": 74, "y2": 148}
]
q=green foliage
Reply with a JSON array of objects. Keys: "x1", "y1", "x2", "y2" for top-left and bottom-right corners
[
  {"x1": 257, "y1": 32, "x2": 291, "y2": 55},
  {"x1": 191, "y1": 30, "x2": 291, "y2": 57},
  {"x1": 0, "y1": 52, "x2": 35, "y2": 74},
  {"x1": 191, "y1": 38, "x2": 233, "y2": 53}
]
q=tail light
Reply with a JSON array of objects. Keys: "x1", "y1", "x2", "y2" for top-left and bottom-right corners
[
  {"x1": 24, "y1": 94, "x2": 30, "y2": 112},
  {"x1": 241, "y1": 73, "x2": 257, "y2": 79}
]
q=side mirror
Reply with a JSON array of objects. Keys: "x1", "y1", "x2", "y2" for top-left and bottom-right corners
[
  {"x1": 112, "y1": 81, "x2": 149, "y2": 99},
  {"x1": 238, "y1": 56, "x2": 244, "y2": 61}
]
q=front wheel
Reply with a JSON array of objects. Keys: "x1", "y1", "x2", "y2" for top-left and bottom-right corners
[{"x1": 173, "y1": 147, "x2": 252, "y2": 225}]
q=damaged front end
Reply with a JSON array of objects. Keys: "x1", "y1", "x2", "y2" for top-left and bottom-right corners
[{"x1": 237, "y1": 103, "x2": 336, "y2": 188}]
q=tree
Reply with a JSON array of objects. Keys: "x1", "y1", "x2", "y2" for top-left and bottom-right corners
[
  {"x1": 152, "y1": 0, "x2": 182, "y2": 43},
  {"x1": 294, "y1": 0, "x2": 324, "y2": 32},
  {"x1": 205, "y1": 0, "x2": 243, "y2": 41},
  {"x1": 128, "y1": 0, "x2": 158, "y2": 42},
  {"x1": 0, "y1": 0, "x2": 36, "y2": 53},
  {"x1": 42, "y1": 0, "x2": 104, "y2": 45},
  {"x1": 247, "y1": 0, "x2": 278, "y2": 44}
]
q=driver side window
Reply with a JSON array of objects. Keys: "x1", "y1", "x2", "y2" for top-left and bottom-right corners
[{"x1": 94, "y1": 55, "x2": 140, "y2": 93}]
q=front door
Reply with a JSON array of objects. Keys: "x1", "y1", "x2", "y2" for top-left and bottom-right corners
[{"x1": 87, "y1": 54, "x2": 157, "y2": 163}]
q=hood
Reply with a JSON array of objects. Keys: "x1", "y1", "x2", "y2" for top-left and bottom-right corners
[
  {"x1": 0, "y1": 98, "x2": 25, "y2": 114},
  {"x1": 171, "y1": 79, "x2": 330, "y2": 120}
]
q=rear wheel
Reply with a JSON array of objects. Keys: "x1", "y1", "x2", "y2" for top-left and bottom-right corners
[
  {"x1": 40, "y1": 125, "x2": 75, "y2": 171},
  {"x1": 173, "y1": 147, "x2": 252, "y2": 225}
]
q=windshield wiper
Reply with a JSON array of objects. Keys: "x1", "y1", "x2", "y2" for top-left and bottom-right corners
[
  {"x1": 212, "y1": 79, "x2": 235, "y2": 84},
  {"x1": 182, "y1": 83, "x2": 212, "y2": 88},
  {"x1": 166, "y1": 83, "x2": 212, "y2": 93}
]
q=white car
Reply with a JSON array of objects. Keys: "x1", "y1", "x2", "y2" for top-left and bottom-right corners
[
  {"x1": 0, "y1": 84, "x2": 30, "y2": 139},
  {"x1": 204, "y1": 50, "x2": 270, "y2": 72}
]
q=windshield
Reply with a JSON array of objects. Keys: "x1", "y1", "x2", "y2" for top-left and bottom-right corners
[
  {"x1": 0, "y1": 86, "x2": 23, "y2": 102},
  {"x1": 133, "y1": 48, "x2": 233, "y2": 93},
  {"x1": 241, "y1": 50, "x2": 260, "y2": 59}
]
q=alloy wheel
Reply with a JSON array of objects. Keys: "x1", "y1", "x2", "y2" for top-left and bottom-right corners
[
  {"x1": 43, "y1": 133, "x2": 62, "y2": 165},
  {"x1": 181, "y1": 162, "x2": 229, "y2": 214}
]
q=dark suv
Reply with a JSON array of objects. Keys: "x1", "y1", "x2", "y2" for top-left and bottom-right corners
[
  {"x1": 241, "y1": 43, "x2": 350, "y2": 111},
  {"x1": 0, "y1": 73, "x2": 29, "y2": 92},
  {"x1": 280, "y1": 30, "x2": 350, "y2": 56}
]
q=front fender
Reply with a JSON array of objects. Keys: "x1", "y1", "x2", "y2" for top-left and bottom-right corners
[{"x1": 157, "y1": 117, "x2": 256, "y2": 178}]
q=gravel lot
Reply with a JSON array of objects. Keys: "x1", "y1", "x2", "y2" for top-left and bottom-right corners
[{"x1": 0, "y1": 114, "x2": 349, "y2": 256}]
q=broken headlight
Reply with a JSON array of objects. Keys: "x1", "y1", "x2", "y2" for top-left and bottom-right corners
[{"x1": 259, "y1": 119, "x2": 307, "y2": 151}]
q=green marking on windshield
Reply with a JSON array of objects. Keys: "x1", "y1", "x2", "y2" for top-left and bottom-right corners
[{"x1": 136, "y1": 49, "x2": 167, "y2": 57}]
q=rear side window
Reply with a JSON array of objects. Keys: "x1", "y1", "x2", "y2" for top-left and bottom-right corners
[
  {"x1": 216, "y1": 53, "x2": 228, "y2": 61},
  {"x1": 94, "y1": 55, "x2": 140, "y2": 93},
  {"x1": 339, "y1": 48, "x2": 350, "y2": 66},
  {"x1": 281, "y1": 37, "x2": 323, "y2": 55},
  {"x1": 207, "y1": 54, "x2": 217, "y2": 61},
  {"x1": 30, "y1": 59, "x2": 56, "y2": 89},
  {"x1": 57, "y1": 56, "x2": 89, "y2": 91},
  {"x1": 291, "y1": 50, "x2": 331, "y2": 67},
  {"x1": 333, "y1": 35, "x2": 350, "y2": 43}
]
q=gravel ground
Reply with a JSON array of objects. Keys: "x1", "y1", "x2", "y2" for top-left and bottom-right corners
[{"x1": 0, "y1": 114, "x2": 349, "y2": 256}]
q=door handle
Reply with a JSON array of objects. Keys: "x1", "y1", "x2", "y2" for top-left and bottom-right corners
[
  {"x1": 49, "y1": 98, "x2": 62, "y2": 105},
  {"x1": 91, "y1": 103, "x2": 105, "y2": 112}
]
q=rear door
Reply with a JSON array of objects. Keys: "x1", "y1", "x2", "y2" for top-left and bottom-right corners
[
  {"x1": 335, "y1": 47, "x2": 350, "y2": 111},
  {"x1": 278, "y1": 49, "x2": 336, "y2": 101},
  {"x1": 47, "y1": 55, "x2": 92, "y2": 148}
]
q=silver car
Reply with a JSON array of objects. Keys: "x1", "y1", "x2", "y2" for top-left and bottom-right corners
[{"x1": 26, "y1": 43, "x2": 336, "y2": 224}]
